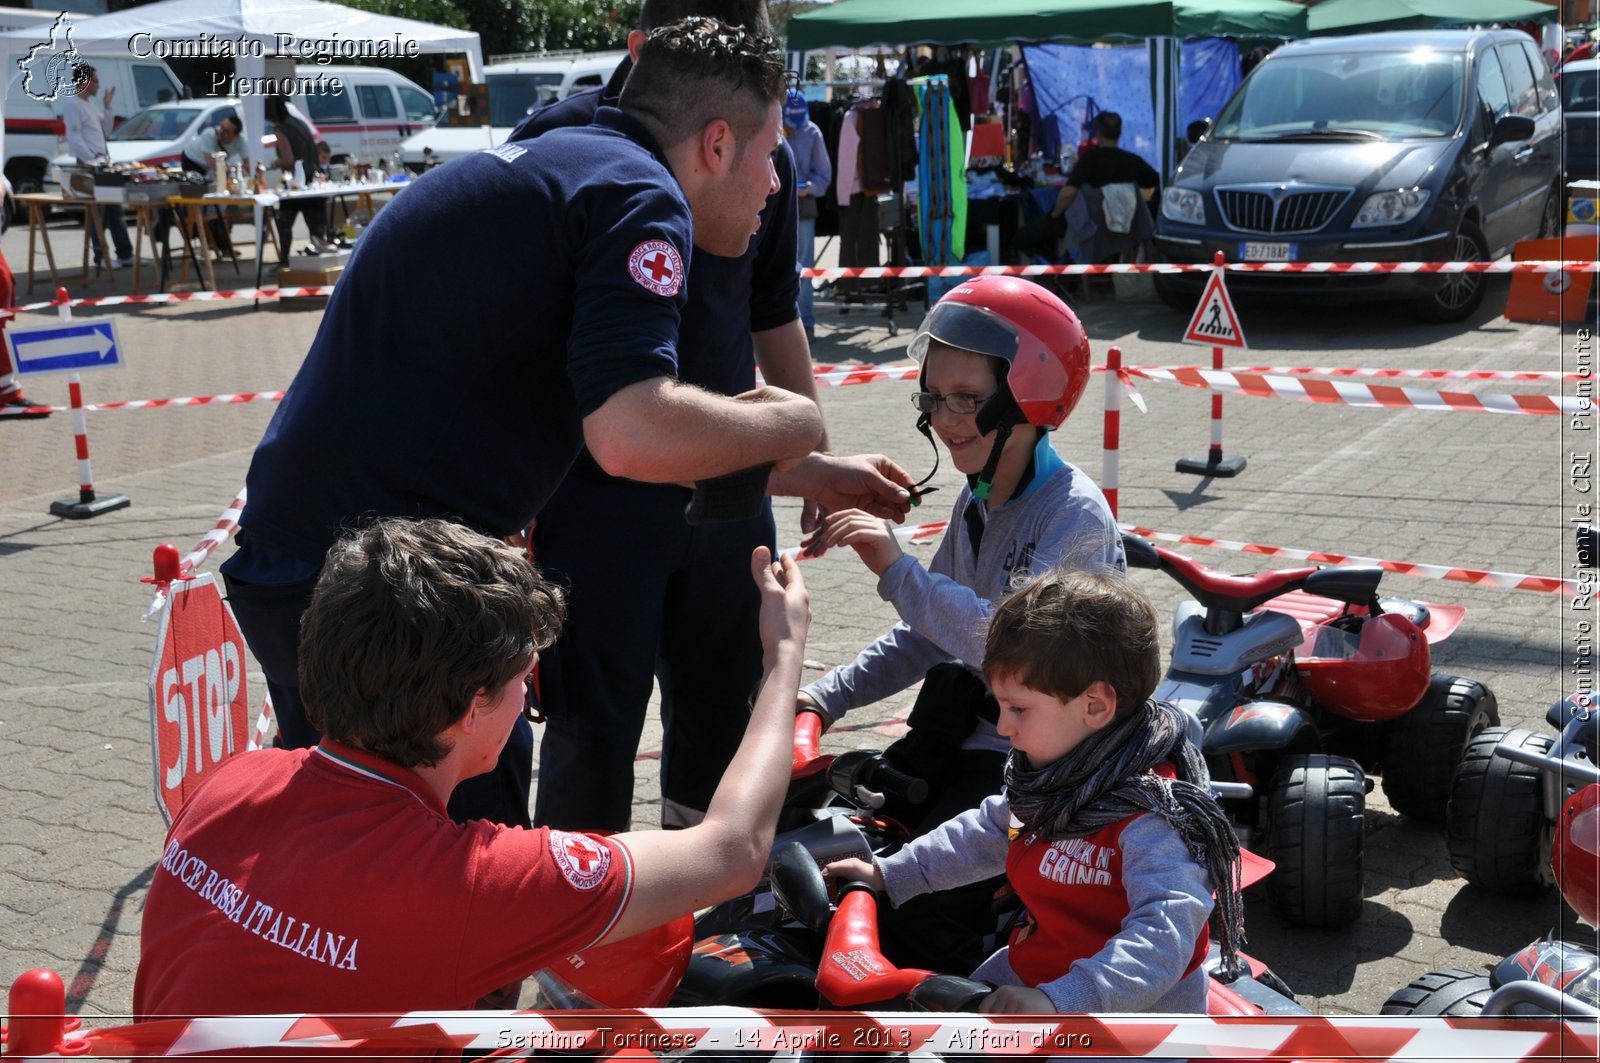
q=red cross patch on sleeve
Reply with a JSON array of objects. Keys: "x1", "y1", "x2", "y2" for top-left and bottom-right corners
[
  {"x1": 549, "y1": 830, "x2": 611, "y2": 891},
  {"x1": 627, "y1": 240, "x2": 684, "y2": 297}
]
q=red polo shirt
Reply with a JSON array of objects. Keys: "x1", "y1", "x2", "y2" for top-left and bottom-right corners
[{"x1": 135, "y1": 740, "x2": 633, "y2": 1017}]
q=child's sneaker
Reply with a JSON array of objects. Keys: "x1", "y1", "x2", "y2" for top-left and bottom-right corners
[{"x1": 1, "y1": 392, "x2": 50, "y2": 418}]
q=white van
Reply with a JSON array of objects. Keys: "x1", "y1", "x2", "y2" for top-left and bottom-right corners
[
  {"x1": 292, "y1": 65, "x2": 438, "y2": 164},
  {"x1": 4, "y1": 51, "x2": 184, "y2": 197},
  {"x1": 398, "y1": 51, "x2": 627, "y2": 170}
]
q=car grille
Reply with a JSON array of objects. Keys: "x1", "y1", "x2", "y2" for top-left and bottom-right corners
[{"x1": 1216, "y1": 187, "x2": 1351, "y2": 234}]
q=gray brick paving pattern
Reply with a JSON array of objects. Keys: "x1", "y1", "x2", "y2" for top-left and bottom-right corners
[{"x1": 0, "y1": 214, "x2": 1594, "y2": 1024}]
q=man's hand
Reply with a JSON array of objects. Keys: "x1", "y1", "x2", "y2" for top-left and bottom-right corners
[
  {"x1": 823, "y1": 856, "x2": 884, "y2": 891},
  {"x1": 752, "y1": 546, "x2": 809, "y2": 664},
  {"x1": 771, "y1": 453, "x2": 913, "y2": 521},
  {"x1": 800, "y1": 508, "x2": 904, "y2": 576},
  {"x1": 104, "y1": 85, "x2": 116, "y2": 106},
  {"x1": 978, "y1": 986, "x2": 1054, "y2": 1014}
]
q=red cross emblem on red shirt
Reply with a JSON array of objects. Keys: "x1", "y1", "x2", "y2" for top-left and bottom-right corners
[{"x1": 564, "y1": 837, "x2": 600, "y2": 872}]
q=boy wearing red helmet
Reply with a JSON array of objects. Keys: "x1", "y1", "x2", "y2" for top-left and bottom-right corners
[{"x1": 797, "y1": 276, "x2": 1124, "y2": 972}]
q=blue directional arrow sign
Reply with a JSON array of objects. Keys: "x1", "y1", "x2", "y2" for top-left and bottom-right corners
[{"x1": 9, "y1": 320, "x2": 123, "y2": 376}]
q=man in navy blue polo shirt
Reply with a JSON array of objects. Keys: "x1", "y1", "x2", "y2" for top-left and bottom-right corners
[
  {"x1": 509, "y1": 0, "x2": 850, "y2": 831},
  {"x1": 221, "y1": 19, "x2": 911, "y2": 835}
]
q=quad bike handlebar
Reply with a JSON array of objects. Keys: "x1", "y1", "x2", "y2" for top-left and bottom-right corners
[
  {"x1": 1122, "y1": 531, "x2": 1383, "y2": 617},
  {"x1": 828, "y1": 748, "x2": 929, "y2": 809}
]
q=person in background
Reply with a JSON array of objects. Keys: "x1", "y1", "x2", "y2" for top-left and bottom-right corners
[
  {"x1": 63, "y1": 63, "x2": 134, "y2": 272},
  {"x1": 264, "y1": 94, "x2": 330, "y2": 253},
  {"x1": 181, "y1": 114, "x2": 246, "y2": 254},
  {"x1": 0, "y1": 230, "x2": 45, "y2": 418},
  {"x1": 783, "y1": 88, "x2": 830, "y2": 341}
]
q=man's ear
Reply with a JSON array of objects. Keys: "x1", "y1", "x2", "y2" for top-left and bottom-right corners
[
  {"x1": 1082, "y1": 680, "x2": 1118, "y2": 731},
  {"x1": 626, "y1": 29, "x2": 647, "y2": 60},
  {"x1": 457, "y1": 690, "x2": 491, "y2": 736},
  {"x1": 699, "y1": 118, "x2": 737, "y2": 176}
]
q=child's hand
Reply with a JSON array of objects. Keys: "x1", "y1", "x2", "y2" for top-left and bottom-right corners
[
  {"x1": 978, "y1": 986, "x2": 1054, "y2": 1014},
  {"x1": 822, "y1": 857, "x2": 884, "y2": 891},
  {"x1": 800, "y1": 509, "x2": 904, "y2": 576},
  {"x1": 752, "y1": 546, "x2": 810, "y2": 659}
]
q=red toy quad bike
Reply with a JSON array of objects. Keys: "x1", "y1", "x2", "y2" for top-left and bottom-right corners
[
  {"x1": 1384, "y1": 738, "x2": 1600, "y2": 1020},
  {"x1": 1122, "y1": 532, "x2": 1498, "y2": 928}
]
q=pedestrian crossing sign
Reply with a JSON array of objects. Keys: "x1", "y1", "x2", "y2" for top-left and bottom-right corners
[{"x1": 1182, "y1": 269, "x2": 1247, "y2": 349}]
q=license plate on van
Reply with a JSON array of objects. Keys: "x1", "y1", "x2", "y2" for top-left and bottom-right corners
[{"x1": 1240, "y1": 241, "x2": 1295, "y2": 262}]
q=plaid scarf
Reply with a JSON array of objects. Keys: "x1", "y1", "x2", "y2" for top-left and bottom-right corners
[{"x1": 1004, "y1": 698, "x2": 1246, "y2": 977}]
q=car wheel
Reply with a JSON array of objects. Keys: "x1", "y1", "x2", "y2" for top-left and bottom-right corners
[
  {"x1": 1538, "y1": 182, "x2": 1562, "y2": 238},
  {"x1": 1410, "y1": 221, "x2": 1488, "y2": 323}
]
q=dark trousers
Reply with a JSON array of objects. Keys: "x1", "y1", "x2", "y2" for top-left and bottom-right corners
[
  {"x1": 878, "y1": 746, "x2": 1009, "y2": 976},
  {"x1": 531, "y1": 467, "x2": 774, "y2": 832},
  {"x1": 222, "y1": 560, "x2": 533, "y2": 828},
  {"x1": 276, "y1": 199, "x2": 328, "y2": 252}
]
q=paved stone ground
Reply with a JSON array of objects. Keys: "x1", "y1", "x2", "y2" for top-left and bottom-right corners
[{"x1": 0, "y1": 213, "x2": 1593, "y2": 1025}]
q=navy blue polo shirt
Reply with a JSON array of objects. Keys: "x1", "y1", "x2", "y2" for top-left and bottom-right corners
[
  {"x1": 513, "y1": 58, "x2": 800, "y2": 396},
  {"x1": 228, "y1": 108, "x2": 689, "y2": 577}
]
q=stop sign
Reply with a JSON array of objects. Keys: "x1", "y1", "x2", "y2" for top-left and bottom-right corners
[{"x1": 147, "y1": 573, "x2": 251, "y2": 825}]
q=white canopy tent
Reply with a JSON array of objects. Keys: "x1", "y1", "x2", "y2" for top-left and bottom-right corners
[{"x1": 0, "y1": 0, "x2": 484, "y2": 164}]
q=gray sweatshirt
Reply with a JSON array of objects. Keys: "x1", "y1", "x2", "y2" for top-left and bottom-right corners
[
  {"x1": 879, "y1": 793, "x2": 1213, "y2": 1013},
  {"x1": 801, "y1": 436, "x2": 1123, "y2": 751}
]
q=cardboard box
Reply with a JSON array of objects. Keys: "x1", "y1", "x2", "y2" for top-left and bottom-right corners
[
  {"x1": 276, "y1": 264, "x2": 342, "y2": 292},
  {"x1": 286, "y1": 249, "x2": 350, "y2": 272},
  {"x1": 1568, "y1": 180, "x2": 1600, "y2": 224}
]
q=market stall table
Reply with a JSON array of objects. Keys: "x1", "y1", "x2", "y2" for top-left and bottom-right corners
[{"x1": 170, "y1": 178, "x2": 409, "y2": 294}]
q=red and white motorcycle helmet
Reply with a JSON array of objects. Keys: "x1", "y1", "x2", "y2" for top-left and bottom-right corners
[
  {"x1": 906, "y1": 276, "x2": 1091, "y2": 429},
  {"x1": 527, "y1": 913, "x2": 694, "y2": 1008},
  {"x1": 1294, "y1": 612, "x2": 1431, "y2": 723},
  {"x1": 1553, "y1": 783, "x2": 1600, "y2": 927}
]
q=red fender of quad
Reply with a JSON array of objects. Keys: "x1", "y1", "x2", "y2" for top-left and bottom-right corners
[{"x1": 816, "y1": 888, "x2": 934, "y2": 1006}]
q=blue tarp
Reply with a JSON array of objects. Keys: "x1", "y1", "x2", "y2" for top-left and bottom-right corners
[{"x1": 1023, "y1": 38, "x2": 1239, "y2": 174}]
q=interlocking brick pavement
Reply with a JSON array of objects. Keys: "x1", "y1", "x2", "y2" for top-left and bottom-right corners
[{"x1": 0, "y1": 214, "x2": 1593, "y2": 1024}]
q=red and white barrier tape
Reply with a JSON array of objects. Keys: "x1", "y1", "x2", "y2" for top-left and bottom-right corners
[
  {"x1": 792, "y1": 518, "x2": 1576, "y2": 596},
  {"x1": 12, "y1": 286, "x2": 335, "y2": 312},
  {"x1": 1127, "y1": 366, "x2": 1582, "y2": 416},
  {"x1": 142, "y1": 489, "x2": 247, "y2": 621},
  {"x1": 10, "y1": 258, "x2": 1596, "y2": 311},
  {"x1": 1121, "y1": 524, "x2": 1578, "y2": 596},
  {"x1": 1220, "y1": 365, "x2": 1583, "y2": 383},
  {"x1": 812, "y1": 364, "x2": 921, "y2": 387},
  {"x1": 39, "y1": 1007, "x2": 1597, "y2": 1059},
  {"x1": 179, "y1": 489, "x2": 246, "y2": 578},
  {"x1": 799, "y1": 258, "x2": 1600, "y2": 281}
]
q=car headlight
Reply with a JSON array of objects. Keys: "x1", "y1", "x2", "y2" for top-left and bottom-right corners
[
  {"x1": 1353, "y1": 188, "x2": 1430, "y2": 228},
  {"x1": 1162, "y1": 187, "x2": 1205, "y2": 225}
]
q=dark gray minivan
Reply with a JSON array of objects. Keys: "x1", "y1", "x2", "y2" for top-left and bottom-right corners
[{"x1": 1154, "y1": 30, "x2": 1563, "y2": 321}]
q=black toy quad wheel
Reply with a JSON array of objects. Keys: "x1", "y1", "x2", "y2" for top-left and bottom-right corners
[
  {"x1": 1382, "y1": 674, "x2": 1499, "y2": 823},
  {"x1": 1265, "y1": 753, "x2": 1366, "y2": 927},
  {"x1": 1380, "y1": 968, "x2": 1493, "y2": 1016},
  {"x1": 1446, "y1": 726, "x2": 1555, "y2": 895}
]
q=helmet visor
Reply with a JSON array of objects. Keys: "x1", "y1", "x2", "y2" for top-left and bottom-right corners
[{"x1": 908, "y1": 300, "x2": 1070, "y2": 415}]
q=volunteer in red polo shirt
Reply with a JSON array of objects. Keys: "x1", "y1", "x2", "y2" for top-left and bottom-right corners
[{"x1": 134, "y1": 517, "x2": 810, "y2": 1015}]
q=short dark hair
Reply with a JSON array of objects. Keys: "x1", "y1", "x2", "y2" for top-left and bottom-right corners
[
  {"x1": 1094, "y1": 111, "x2": 1123, "y2": 141},
  {"x1": 984, "y1": 567, "x2": 1160, "y2": 721},
  {"x1": 263, "y1": 94, "x2": 291, "y2": 124},
  {"x1": 299, "y1": 518, "x2": 566, "y2": 768},
  {"x1": 220, "y1": 116, "x2": 242, "y2": 135},
  {"x1": 640, "y1": 0, "x2": 771, "y2": 36},
  {"x1": 621, "y1": 16, "x2": 785, "y2": 151}
]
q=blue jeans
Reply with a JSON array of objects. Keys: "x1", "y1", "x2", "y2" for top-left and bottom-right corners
[
  {"x1": 88, "y1": 204, "x2": 133, "y2": 265},
  {"x1": 796, "y1": 215, "x2": 816, "y2": 330}
]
